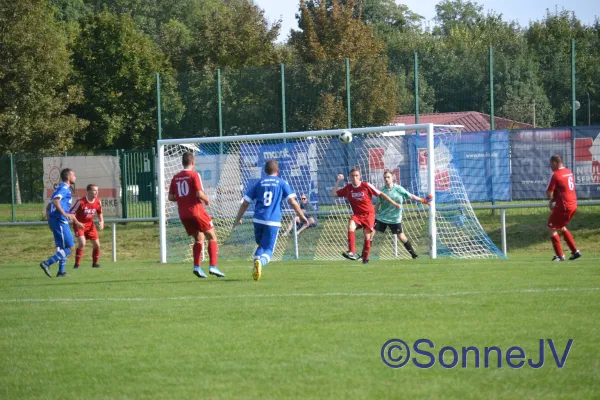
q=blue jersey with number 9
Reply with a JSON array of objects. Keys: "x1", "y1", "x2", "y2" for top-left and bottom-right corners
[{"x1": 244, "y1": 176, "x2": 295, "y2": 227}]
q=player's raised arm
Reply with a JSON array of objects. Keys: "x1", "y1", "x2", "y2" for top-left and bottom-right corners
[
  {"x1": 331, "y1": 174, "x2": 345, "y2": 197},
  {"x1": 288, "y1": 197, "x2": 309, "y2": 225}
]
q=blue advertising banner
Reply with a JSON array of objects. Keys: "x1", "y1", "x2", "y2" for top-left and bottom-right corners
[
  {"x1": 510, "y1": 129, "x2": 572, "y2": 200},
  {"x1": 408, "y1": 131, "x2": 511, "y2": 202},
  {"x1": 573, "y1": 127, "x2": 600, "y2": 199}
]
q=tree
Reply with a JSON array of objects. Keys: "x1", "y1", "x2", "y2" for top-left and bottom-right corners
[
  {"x1": 434, "y1": 0, "x2": 484, "y2": 35},
  {"x1": 288, "y1": 0, "x2": 397, "y2": 130},
  {"x1": 71, "y1": 10, "x2": 183, "y2": 149},
  {"x1": 0, "y1": 0, "x2": 87, "y2": 155}
]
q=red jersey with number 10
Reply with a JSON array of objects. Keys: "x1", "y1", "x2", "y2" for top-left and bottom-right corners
[
  {"x1": 547, "y1": 167, "x2": 577, "y2": 211},
  {"x1": 169, "y1": 169, "x2": 206, "y2": 218},
  {"x1": 336, "y1": 182, "x2": 381, "y2": 216}
]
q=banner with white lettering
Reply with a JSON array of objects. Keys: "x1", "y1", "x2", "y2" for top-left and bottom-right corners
[
  {"x1": 573, "y1": 127, "x2": 600, "y2": 199},
  {"x1": 43, "y1": 156, "x2": 121, "y2": 217}
]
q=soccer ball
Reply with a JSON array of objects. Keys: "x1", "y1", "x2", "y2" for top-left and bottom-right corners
[{"x1": 339, "y1": 130, "x2": 353, "y2": 144}]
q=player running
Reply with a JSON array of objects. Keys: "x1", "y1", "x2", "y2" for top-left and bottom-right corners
[
  {"x1": 331, "y1": 168, "x2": 401, "y2": 264},
  {"x1": 233, "y1": 160, "x2": 308, "y2": 280}
]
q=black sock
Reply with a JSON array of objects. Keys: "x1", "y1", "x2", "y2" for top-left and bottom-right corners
[{"x1": 404, "y1": 240, "x2": 416, "y2": 255}]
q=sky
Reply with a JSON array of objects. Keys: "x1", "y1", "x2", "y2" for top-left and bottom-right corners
[{"x1": 254, "y1": 0, "x2": 599, "y2": 42}]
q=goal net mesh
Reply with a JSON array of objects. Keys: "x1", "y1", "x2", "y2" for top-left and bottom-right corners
[{"x1": 160, "y1": 128, "x2": 502, "y2": 262}]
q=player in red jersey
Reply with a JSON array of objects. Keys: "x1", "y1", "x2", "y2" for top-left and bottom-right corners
[
  {"x1": 546, "y1": 154, "x2": 581, "y2": 261},
  {"x1": 71, "y1": 184, "x2": 104, "y2": 268},
  {"x1": 168, "y1": 152, "x2": 225, "y2": 278},
  {"x1": 331, "y1": 168, "x2": 401, "y2": 264}
]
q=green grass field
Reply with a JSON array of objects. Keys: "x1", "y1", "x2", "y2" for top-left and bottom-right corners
[{"x1": 1, "y1": 207, "x2": 599, "y2": 399}]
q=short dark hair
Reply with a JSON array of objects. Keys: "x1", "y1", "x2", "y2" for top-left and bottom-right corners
[
  {"x1": 60, "y1": 168, "x2": 73, "y2": 182},
  {"x1": 349, "y1": 168, "x2": 360, "y2": 175},
  {"x1": 265, "y1": 160, "x2": 278, "y2": 175},
  {"x1": 86, "y1": 184, "x2": 98, "y2": 191},
  {"x1": 550, "y1": 154, "x2": 563, "y2": 164},
  {"x1": 182, "y1": 152, "x2": 195, "y2": 167}
]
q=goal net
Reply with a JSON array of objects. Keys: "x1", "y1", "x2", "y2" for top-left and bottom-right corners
[{"x1": 158, "y1": 125, "x2": 503, "y2": 263}]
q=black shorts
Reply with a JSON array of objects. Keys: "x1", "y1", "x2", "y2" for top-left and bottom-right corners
[{"x1": 375, "y1": 219, "x2": 402, "y2": 234}]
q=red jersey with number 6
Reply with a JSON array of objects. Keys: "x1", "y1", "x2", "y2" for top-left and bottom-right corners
[
  {"x1": 547, "y1": 167, "x2": 577, "y2": 211},
  {"x1": 336, "y1": 182, "x2": 381, "y2": 216},
  {"x1": 169, "y1": 169, "x2": 206, "y2": 218}
]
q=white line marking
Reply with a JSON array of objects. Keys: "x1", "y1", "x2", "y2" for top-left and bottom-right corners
[{"x1": 1, "y1": 288, "x2": 598, "y2": 303}]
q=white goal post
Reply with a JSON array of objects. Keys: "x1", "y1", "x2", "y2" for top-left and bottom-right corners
[{"x1": 158, "y1": 124, "x2": 502, "y2": 264}]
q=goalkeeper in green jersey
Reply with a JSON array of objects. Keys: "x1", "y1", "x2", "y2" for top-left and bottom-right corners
[{"x1": 372, "y1": 169, "x2": 431, "y2": 259}]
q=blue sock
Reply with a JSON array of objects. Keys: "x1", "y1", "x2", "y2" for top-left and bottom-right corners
[
  {"x1": 45, "y1": 248, "x2": 71, "y2": 266},
  {"x1": 260, "y1": 256, "x2": 269, "y2": 267},
  {"x1": 58, "y1": 258, "x2": 66, "y2": 274}
]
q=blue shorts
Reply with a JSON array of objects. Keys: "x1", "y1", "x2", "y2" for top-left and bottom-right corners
[
  {"x1": 49, "y1": 218, "x2": 74, "y2": 249},
  {"x1": 253, "y1": 223, "x2": 279, "y2": 251}
]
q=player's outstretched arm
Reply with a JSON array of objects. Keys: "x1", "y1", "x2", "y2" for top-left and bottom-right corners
[
  {"x1": 233, "y1": 200, "x2": 251, "y2": 229},
  {"x1": 288, "y1": 198, "x2": 309, "y2": 225},
  {"x1": 331, "y1": 174, "x2": 344, "y2": 197},
  {"x1": 378, "y1": 192, "x2": 401, "y2": 209},
  {"x1": 410, "y1": 193, "x2": 432, "y2": 204}
]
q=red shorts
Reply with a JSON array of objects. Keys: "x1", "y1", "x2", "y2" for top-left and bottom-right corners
[
  {"x1": 74, "y1": 223, "x2": 99, "y2": 240},
  {"x1": 350, "y1": 214, "x2": 376, "y2": 232},
  {"x1": 548, "y1": 208, "x2": 576, "y2": 230},
  {"x1": 181, "y1": 213, "x2": 214, "y2": 236}
]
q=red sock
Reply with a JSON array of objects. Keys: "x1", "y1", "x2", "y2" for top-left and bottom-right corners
[
  {"x1": 362, "y1": 239, "x2": 371, "y2": 260},
  {"x1": 551, "y1": 235, "x2": 563, "y2": 257},
  {"x1": 562, "y1": 230, "x2": 577, "y2": 253},
  {"x1": 75, "y1": 248, "x2": 83, "y2": 266},
  {"x1": 92, "y1": 248, "x2": 100, "y2": 265},
  {"x1": 193, "y1": 242, "x2": 203, "y2": 266},
  {"x1": 208, "y1": 240, "x2": 218, "y2": 267},
  {"x1": 348, "y1": 231, "x2": 356, "y2": 253}
]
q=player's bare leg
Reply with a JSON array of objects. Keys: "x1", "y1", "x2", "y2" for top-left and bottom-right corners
[
  {"x1": 399, "y1": 232, "x2": 418, "y2": 259},
  {"x1": 204, "y1": 228, "x2": 225, "y2": 277},
  {"x1": 91, "y1": 239, "x2": 101, "y2": 268},
  {"x1": 342, "y1": 220, "x2": 360, "y2": 260},
  {"x1": 74, "y1": 236, "x2": 86, "y2": 269},
  {"x1": 548, "y1": 227, "x2": 565, "y2": 261}
]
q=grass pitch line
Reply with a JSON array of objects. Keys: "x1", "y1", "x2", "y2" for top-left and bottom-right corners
[{"x1": 1, "y1": 287, "x2": 598, "y2": 303}]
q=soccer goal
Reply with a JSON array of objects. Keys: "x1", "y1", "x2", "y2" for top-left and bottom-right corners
[{"x1": 157, "y1": 124, "x2": 503, "y2": 264}]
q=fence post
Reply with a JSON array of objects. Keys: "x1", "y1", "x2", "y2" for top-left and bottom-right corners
[
  {"x1": 501, "y1": 208, "x2": 507, "y2": 256},
  {"x1": 571, "y1": 39, "x2": 576, "y2": 127},
  {"x1": 121, "y1": 151, "x2": 128, "y2": 219},
  {"x1": 10, "y1": 153, "x2": 16, "y2": 222},
  {"x1": 156, "y1": 72, "x2": 162, "y2": 141},
  {"x1": 346, "y1": 58, "x2": 351, "y2": 129},
  {"x1": 489, "y1": 46, "x2": 495, "y2": 130},
  {"x1": 414, "y1": 52, "x2": 419, "y2": 124},
  {"x1": 281, "y1": 64, "x2": 287, "y2": 142},
  {"x1": 150, "y1": 147, "x2": 157, "y2": 218},
  {"x1": 217, "y1": 69, "x2": 223, "y2": 155},
  {"x1": 112, "y1": 222, "x2": 117, "y2": 262}
]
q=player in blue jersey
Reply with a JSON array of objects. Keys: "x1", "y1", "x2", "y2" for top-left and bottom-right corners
[
  {"x1": 233, "y1": 160, "x2": 308, "y2": 280},
  {"x1": 40, "y1": 168, "x2": 84, "y2": 278}
]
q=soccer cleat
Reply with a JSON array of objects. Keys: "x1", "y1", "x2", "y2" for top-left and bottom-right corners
[
  {"x1": 411, "y1": 253, "x2": 419, "y2": 259},
  {"x1": 39, "y1": 262, "x2": 52, "y2": 278},
  {"x1": 193, "y1": 267, "x2": 207, "y2": 278},
  {"x1": 342, "y1": 251, "x2": 360, "y2": 261},
  {"x1": 56, "y1": 272, "x2": 69, "y2": 278},
  {"x1": 551, "y1": 255, "x2": 566, "y2": 262},
  {"x1": 569, "y1": 251, "x2": 582, "y2": 261},
  {"x1": 362, "y1": 259, "x2": 370, "y2": 264},
  {"x1": 73, "y1": 264, "x2": 80, "y2": 269},
  {"x1": 209, "y1": 266, "x2": 225, "y2": 278},
  {"x1": 253, "y1": 259, "x2": 262, "y2": 281},
  {"x1": 92, "y1": 264, "x2": 101, "y2": 268}
]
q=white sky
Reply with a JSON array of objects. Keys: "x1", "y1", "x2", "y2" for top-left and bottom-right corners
[{"x1": 254, "y1": 0, "x2": 599, "y2": 42}]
